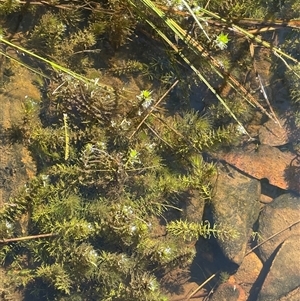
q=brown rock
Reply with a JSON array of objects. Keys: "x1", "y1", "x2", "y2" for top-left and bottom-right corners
[
  {"x1": 215, "y1": 144, "x2": 300, "y2": 193},
  {"x1": 258, "y1": 118, "x2": 289, "y2": 146},
  {"x1": 258, "y1": 193, "x2": 300, "y2": 262},
  {"x1": 258, "y1": 235, "x2": 300, "y2": 301},
  {"x1": 279, "y1": 286, "x2": 300, "y2": 301},
  {"x1": 212, "y1": 163, "x2": 261, "y2": 264},
  {"x1": 235, "y1": 252, "x2": 263, "y2": 285},
  {"x1": 182, "y1": 189, "x2": 206, "y2": 223}
]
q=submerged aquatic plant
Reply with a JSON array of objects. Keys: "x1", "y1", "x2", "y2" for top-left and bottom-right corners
[{"x1": 0, "y1": 0, "x2": 299, "y2": 300}]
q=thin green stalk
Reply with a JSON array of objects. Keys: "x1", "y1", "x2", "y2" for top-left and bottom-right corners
[
  {"x1": 63, "y1": 113, "x2": 70, "y2": 161},
  {"x1": 129, "y1": 0, "x2": 251, "y2": 138},
  {"x1": 0, "y1": 36, "x2": 92, "y2": 83},
  {"x1": 199, "y1": 8, "x2": 299, "y2": 64},
  {"x1": 181, "y1": 0, "x2": 210, "y2": 41},
  {"x1": 132, "y1": 0, "x2": 283, "y2": 126},
  {"x1": 0, "y1": 49, "x2": 50, "y2": 79}
]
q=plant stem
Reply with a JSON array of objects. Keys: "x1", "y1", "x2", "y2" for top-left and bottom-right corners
[
  {"x1": 0, "y1": 233, "x2": 56, "y2": 244},
  {"x1": 199, "y1": 8, "x2": 299, "y2": 64}
]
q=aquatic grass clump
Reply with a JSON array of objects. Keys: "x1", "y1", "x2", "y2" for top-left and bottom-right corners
[
  {"x1": 50, "y1": 76, "x2": 117, "y2": 126},
  {"x1": 285, "y1": 63, "x2": 300, "y2": 104}
]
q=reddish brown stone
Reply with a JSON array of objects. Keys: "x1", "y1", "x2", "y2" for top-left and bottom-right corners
[
  {"x1": 215, "y1": 144, "x2": 300, "y2": 193},
  {"x1": 258, "y1": 118, "x2": 289, "y2": 146},
  {"x1": 234, "y1": 253, "x2": 263, "y2": 285}
]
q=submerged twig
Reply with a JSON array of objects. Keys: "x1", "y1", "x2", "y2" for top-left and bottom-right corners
[
  {"x1": 187, "y1": 273, "x2": 217, "y2": 300},
  {"x1": 0, "y1": 233, "x2": 56, "y2": 244},
  {"x1": 129, "y1": 0, "x2": 283, "y2": 135},
  {"x1": 256, "y1": 73, "x2": 281, "y2": 126},
  {"x1": 199, "y1": 8, "x2": 299, "y2": 64},
  {"x1": 129, "y1": 79, "x2": 179, "y2": 139},
  {"x1": 273, "y1": 50, "x2": 300, "y2": 80},
  {"x1": 181, "y1": 0, "x2": 211, "y2": 41},
  {"x1": 144, "y1": 122, "x2": 173, "y2": 149},
  {"x1": 245, "y1": 219, "x2": 300, "y2": 255}
]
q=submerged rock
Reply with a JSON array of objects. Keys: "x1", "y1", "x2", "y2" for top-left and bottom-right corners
[
  {"x1": 258, "y1": 193, "x2": 300, "y2": 262},
  {"x1": 234, "y1": 252, "x2": 263, "y2": 286},
  {"x1": 258, "y1": 235, "x2": 300, "y2": 301},
  {"x1": 258, "y1": 118, "x2": 289, "y2": 146},
  {"x1": 278, "y1": 286, "x2": 300, "y2": 301},
  {"x1": 211, "y1": 162, "x2": 261, "y2": 264},
  {"x1": 213, "y1": 144, "x2": 300, "y2": 193}
]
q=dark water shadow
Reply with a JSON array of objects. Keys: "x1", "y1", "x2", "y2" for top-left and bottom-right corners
[
  {"x1": 189, "y1": 236, "x2": 239, "y2": 293},
  {"x1": 284, "y1": 153, "x2": 300, "y2": 195},
  {"x1": 188, "y1": 201, "x2": 239, "y2": 294},
  {"x1": 247, "y1": 243, "x2": 282, "y2": 301}
]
